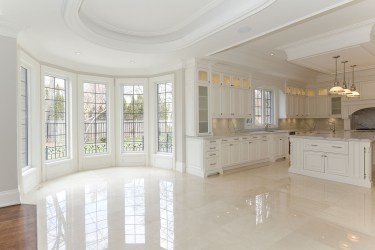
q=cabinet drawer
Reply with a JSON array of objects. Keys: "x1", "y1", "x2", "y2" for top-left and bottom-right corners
[
  {"x1": 205, "y1": 150, "x2": 220, "y2": 158},
  {"x1": 205, "y1": 139, "x2": 220, "y2": 146},
  {"x1": 205, "y1": 144, "x2": 220, "y2": 151},
  {"x1": 205, "y1": 158, "x2": 220, "y2": 170},
  {"x1": 304, "y1": 140, "x2": 348, "y2": 154}
]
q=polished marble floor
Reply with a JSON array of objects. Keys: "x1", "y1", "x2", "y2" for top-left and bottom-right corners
[{"x1": 23, "y1": 160, "x2": 375, "y2": 250}]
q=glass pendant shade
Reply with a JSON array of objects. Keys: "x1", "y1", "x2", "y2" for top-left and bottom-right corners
[
  {"x1": 329, "y1": 56, "x2": 344, "y2": 94},
  {"x1": 347, "y1": 65, "x2": 360, "y2": 98},
  {"x1": 339, "y1": 60, "x2": 352, "y2": 95}
]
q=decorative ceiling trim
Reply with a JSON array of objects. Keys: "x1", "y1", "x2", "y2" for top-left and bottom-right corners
[
  {"x1": 278, "y1": 19, "x2": 375, "y2": 61},
  {"x1": 62, "y1": 0, "x2": 276, "y2": 53}
]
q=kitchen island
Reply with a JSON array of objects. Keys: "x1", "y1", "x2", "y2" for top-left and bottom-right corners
[{"x1": 289, "y1": 131, "x2": 375, "y2": 187}]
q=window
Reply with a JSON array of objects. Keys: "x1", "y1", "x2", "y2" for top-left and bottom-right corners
[
  {"x1": 83, "y1": 83, "x2": 108, "y2": 154},
  {"x1": 123, "y1": 85, "x2": 144, "y2": 152},
  {"x1": 20, "y1": 67, "x2": 30, "y2": 168},
  {"x1": 254, "y1": 89, "x2": 273, "y2": 125},
  {"x1": 44, "y1": 75, "x2": 68, "y2": 160},
  {"x1": 157, "y1": 82, "x2": 173, "y2": 153}
]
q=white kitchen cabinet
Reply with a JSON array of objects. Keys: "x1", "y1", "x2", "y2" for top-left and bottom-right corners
[
  {"x1": 304, "y1": 151, "x2": 325, "y2": 172},
  {"x1": 230, "y1": 87, "x2": 241, "y2": 117},
  {"x1": 240, "y1": 89, "x2": 250, "y2": 117},
  {"x1": 240, "y1": 137, "x2": 250, "y2": 163},
  {"x1": 197, "y1": 68, "x2": 210, "y2": 84},
  {"x1": 198, "y1": 85, "x2": 210, "y2": 134},
  {"x1": 259, "y1": 135, "x2": 270, "y2": 161},
  {"x1": 220, "y1": 86, "x2": 231, "y2": 117},
  {"x1": 290, "y1": 136, "x2": 373, "y2": 187},
  {"x1": 221, "y1": 137, "x2": 240, "y2": 167},
  {"x1": 272, "y1": 133, "x2": 289, "y2": 161},
  {"x1": 210, "y1": 84, "x2": 221, "y2": 117},
  {"x1": 186, "y1": 138, "x2": 222, "y2": 177},
  {"x1": 330, "y1": 96, "x2": 342, "y2": 117},
  {"x1": 316, "y1": 88, "x2": 329, "y2": 117}
]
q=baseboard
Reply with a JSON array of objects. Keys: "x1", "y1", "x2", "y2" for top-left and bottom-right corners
[
  {"x1": 0, "y1": 189, "x2": 20, "y2": 208},
  {"x1": 175, "y1": 161, "x2": 186, "y2": 173}
]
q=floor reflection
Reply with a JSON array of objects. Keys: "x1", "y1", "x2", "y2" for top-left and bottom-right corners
[
  {"x1": 160, "y1": 180, "x2": 174, "y2": 250},
  {"x1": 124, "y1": 179, "x2": 145, "y2": 244},
  {"x1": 85, "y1": 182, "x2": 108, "y2": 250},
  {"x1": 46, "y1": 191, "x2": 67, "y2": 250}
]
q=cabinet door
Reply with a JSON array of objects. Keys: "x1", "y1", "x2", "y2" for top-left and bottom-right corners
[
  {"x1": 221, "y1": 143, "x2": 230, "y2": 167},
  {"x1": 287, "y1": 95, "x2": 294, "y2": 117},
  {"x1": 198, "y1": 85, "x2": 209, "y2": 134},
  {"x1": 210, "y1": 85, "x2": 221, "y2": 117},
  {"x1": 307, "y1": 96, "x2": 316, "y2": 117},
  {"x1": 259, "y1": 139, "x2": 269, "y2": 160},
  {"x1": 325, "y1": 153, "x2": 348, "y2": 176},
  {"x1": 197, "y1": 68, "x2": 209, "y2": 84},
  {"x1": 248, "y1": 140, "x2": 257, "y2": 162},
  {"x1": 230, "y1": 88, "x2": 241, "y2": 117},
  {"x1": 221, "y1": 86, "x2": 231, "y2": 116},
  {"x1": 229, "y1": 142, "x2": 240, "y2": 165},
  {"x1": 303, "y1": 151, "x2": 324, "y2": 172},
  {"x1": 240, "y1": 141, "x2": 249, "y2": 163},
  {"x1": 298, "y1": 96, "x2": 306, "y2": 117},
  {"x1": 240, "y1": 89, "x2": 250, "y2": 117}
]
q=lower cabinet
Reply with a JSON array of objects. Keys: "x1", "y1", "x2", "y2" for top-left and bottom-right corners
[
  {"x1": 186, "y1": 132, "x2": 289, "y2": 178},
  {"x1": 290, "y1": 137, "x2": 372, "y2": 188},
  {"x1": 186, "y1": 138, "x2": 222, "y2": 177}
]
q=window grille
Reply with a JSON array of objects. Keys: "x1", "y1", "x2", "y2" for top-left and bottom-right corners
[
  {"x1": 157, "y1": 82, "x2": 173, "y2": 153},
  {"x1": 44, "y1": 76, "x2": 68, "y2": 160},
  {"x1": 20, "y1": 67, "x2": 29, "y2": 168},
  {"x1": 123, "y1": 85, "x2": 144, "y2": 152},
  {"x1": 83, "y1": 83, "x2": 108, "y2": 154}
]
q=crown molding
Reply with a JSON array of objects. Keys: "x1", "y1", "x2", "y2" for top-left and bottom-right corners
[
  {"x1": 278, "y1": 19, "x2": 375, "y2": 61},
  {"x1": 62, "y1": 0, "x2": 275, "y2": 53}
]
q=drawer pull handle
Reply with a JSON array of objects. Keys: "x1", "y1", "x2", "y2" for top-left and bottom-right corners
[
  {"x1": 242, "y1": 137, "x2": 248, "y2": 140},
  {"x1": 210, "y1": 141, "x2": 217, "y2": 143},
  {"x1": 209, "y1": 154, "x2": 216, "y2": 156},
  {"x1": 210, "y1": 163, "x2": 216, "y2": 166},
  {"x1": 209, "y1": 147, "x2": 216, "y2": 149},
  {"x1": 310, "y1": 144, "x2": 318, "y2": 146},
  {"x1": 229, "y1": 144, "x2": 233, "y2": 146},
  {"x1": 222, "y1": 140, "x2": 228, "y2": 142},
  {"x1": 332, "y1": 146, "x2": 342, "y2": 148},
  {"x1": 249, "y1": 142, "x2": 252, "y2": 144}
]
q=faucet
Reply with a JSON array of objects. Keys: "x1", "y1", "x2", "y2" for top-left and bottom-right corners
[
  {"x1": 265, "y1": 123, "x2": 271, "y2": 132},
  {"x1": 329, "y1": 121, "x2": 336, "y2": 134}
]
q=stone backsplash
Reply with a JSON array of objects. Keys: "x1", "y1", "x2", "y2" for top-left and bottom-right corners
[{"x1": 278, "y1": 118, "x2": 344, "y2": 131}]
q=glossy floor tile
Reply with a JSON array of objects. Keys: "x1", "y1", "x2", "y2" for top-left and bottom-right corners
[{"x1": 23, "y1": 161, "x2": 375, "y2": 250}]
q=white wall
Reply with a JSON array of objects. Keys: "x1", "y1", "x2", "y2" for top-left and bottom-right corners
[{"x1": 0, "y1": 35, "x2": 19, "y2": 207}]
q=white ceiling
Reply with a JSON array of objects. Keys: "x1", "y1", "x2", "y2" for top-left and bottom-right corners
[{"x1": 1, "y1": 0, "x2": 375, "y2": 80}]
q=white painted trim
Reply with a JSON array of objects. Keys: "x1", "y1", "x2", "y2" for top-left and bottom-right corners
[
  {"x1": 0, "y1": 189, "x2": 20, "y2": 208},
  {"x1": 175, "y1": 161, "x2": 185, "y2": 173},
  {"x1": 62, "y1": 0, "x2": 275, "y2": 52},
  {"x1": 280, "y1": 20, "x2": 375, "y2": 61}
]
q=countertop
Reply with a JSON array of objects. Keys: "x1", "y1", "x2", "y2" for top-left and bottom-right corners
[
  {"x1": 187, "y1": 130, "x2": 290, "y2": 140},
  {"x1": 289, "y1": 131, "x2": 375, "y2": 142}
]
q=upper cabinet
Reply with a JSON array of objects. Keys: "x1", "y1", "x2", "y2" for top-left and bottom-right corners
[
  {"x1": 185, "y1": 59, "x2": 251, "y2": 136},
  {"x1": 197, "y1": 68, "x2": 210, "y2": 84}
]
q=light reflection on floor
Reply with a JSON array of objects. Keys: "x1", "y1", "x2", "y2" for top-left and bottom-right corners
[{"x1": 23, "y1": 161, "x2": 375, "y2": 250}]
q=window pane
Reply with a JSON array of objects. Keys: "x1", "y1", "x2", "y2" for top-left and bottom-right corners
[
  {"x1": 123, "y1": 84, "x2": 144, "y2": 152},
  {"x1": 83, "y1": 83, "x2": 108, "y2": 155},
  {"x1": 157, "y1": 82, "x2": 173, "y2": 153},
  {"x1": 253, "y1": 89, "x2": 273, "y2": 126},
  {"x1": 45, "y1": 75, "x2": 68, "y2": 160},
  {"x1": 20, "y1": 67, "x2": 29, "y2": 168}
]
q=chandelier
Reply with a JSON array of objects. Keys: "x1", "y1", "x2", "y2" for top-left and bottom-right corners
[{"x1": 329, "y1": 55, "x2": 360, "y2": 97}]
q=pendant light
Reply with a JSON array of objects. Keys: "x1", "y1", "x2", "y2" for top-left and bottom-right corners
[
  {"x1": 347, "y1": 65, "x2": 360, "y2": 97},
  {"x1": 329, "y1": 56, "x2": 344, "y2": 94},
  {"x1": 339, "y1": 60, "x2": 352, "y2": 95}
]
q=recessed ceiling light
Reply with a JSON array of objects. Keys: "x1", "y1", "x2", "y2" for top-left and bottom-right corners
[
  {"x1": 270, "y1": 52, "x2": 275, "y2": 56},
  {"x1": 75, "y1": 51, "x2": 81, "y2": 55},
  {"x1": 129, "y1": 60, "x2": 135, "y2": 64},
  {"x1": 237, "y1": 26, "x2": 252, "y2": 34}
]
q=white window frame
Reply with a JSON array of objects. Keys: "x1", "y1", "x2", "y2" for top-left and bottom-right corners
[
  {"x1": 19, "y1": 65, "x2": 31, "y2": 172},
  {"x1": 246, "y1": 87, "x2": 278, "y2": 129}
]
